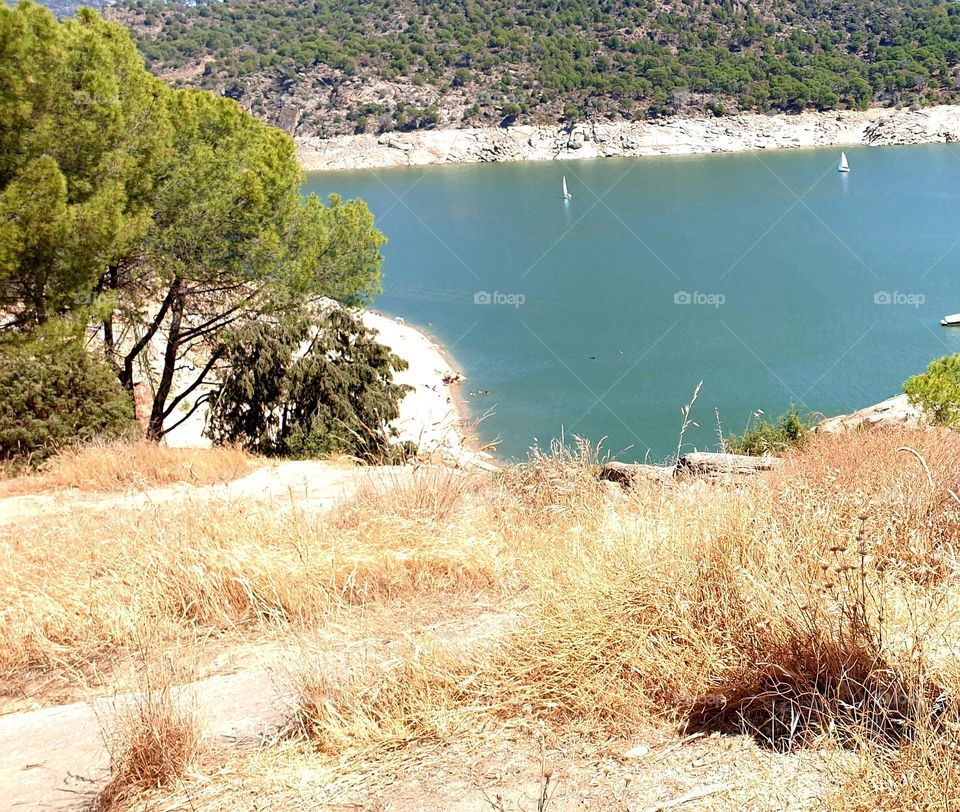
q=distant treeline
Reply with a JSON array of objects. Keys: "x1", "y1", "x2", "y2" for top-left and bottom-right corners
[{"x1": 108, "y1": 0, "x2": 960, "y2": 131}]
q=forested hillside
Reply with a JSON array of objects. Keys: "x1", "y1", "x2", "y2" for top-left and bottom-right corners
[{"x1": 107, "y1": 0, "x2": 960, "y2": 136}]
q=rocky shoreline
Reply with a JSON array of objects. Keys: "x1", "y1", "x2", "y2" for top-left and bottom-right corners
[{"x1": 298, "y1": 105, "x2": 960, "y2": 172}]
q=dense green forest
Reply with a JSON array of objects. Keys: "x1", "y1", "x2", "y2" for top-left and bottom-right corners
[{"x1": 105, "y1": 0, "x2": 960, "y2": 135}]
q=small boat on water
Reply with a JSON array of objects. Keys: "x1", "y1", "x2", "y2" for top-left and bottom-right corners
[
  {"x1": 562, "y1": 176, "x2": 572, "y2": 200},
  {"x1": 942, "y1": 313, "x2": 960, "y2": 326},
  {"x1": 838, "y1": 152, "x2": 850, "y2": 173}
]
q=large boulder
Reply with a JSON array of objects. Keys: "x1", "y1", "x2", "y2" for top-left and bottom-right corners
[{"x1": 817, "y1": 394, "x2": 922, "y2": 433}]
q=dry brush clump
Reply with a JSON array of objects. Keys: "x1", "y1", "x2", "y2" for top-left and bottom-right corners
[
  {"x1": 833, "y1": 680, "x2": 960, "y2": 811},
  {"x1": 96, "y1": 664, "x2": 204, "y2": 811},
  {"x1": 482, "y1": 430, "x2": 960, "y2": 759},
  {"x1": 495, "y1": 437, "x2": 608, "y2": 522},
  {"x1": 488, "y1": 436, "x2": 614, "y2": 563},
  {"x1": 327, "y1": 465, "x2": 512, "y2": 603},
  {"x1": 292, "y1": 641, "x2": 488, "y2": 757},
  {"x1": 771, "y1": 429, "x2": 960, "y2": 581},
  {"x1": 491, "y1": 483, "x2": 803, "y2": 731},
  {"x1": 334, "y1": 464, "x2": 480, "y2": 526}
]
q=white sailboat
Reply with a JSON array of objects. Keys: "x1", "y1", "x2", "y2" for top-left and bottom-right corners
[
  {"x1": 562, "y1": 176, "x2": 572, "y2": 200},
  {"x1": 838, "y1": 152, "x2": 850, "y2": 173}
]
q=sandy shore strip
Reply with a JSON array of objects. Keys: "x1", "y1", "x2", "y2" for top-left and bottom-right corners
[
  {"x1": 298, "y1": 105, "x2": 960, "y2": 172},
  {"x1": 361, "y1": 310, "x2": 495, "y2": 469}
]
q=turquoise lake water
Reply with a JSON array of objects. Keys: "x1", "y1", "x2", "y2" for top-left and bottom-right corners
[{"x1": 304, "y1": 145, "x2": 960, "y2": 462}]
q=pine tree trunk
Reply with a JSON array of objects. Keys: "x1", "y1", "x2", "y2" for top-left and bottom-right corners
[{"x1": 146, "y1": 288, "x2": 184, "y2": 441}]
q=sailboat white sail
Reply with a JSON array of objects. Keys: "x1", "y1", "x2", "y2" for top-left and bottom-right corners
[
  {"x1": 562, "y1": 176, "x2": 572, "y2": 199},
  {"x1": 838, "y1": 152, "x2": 850, "y2": 173}
]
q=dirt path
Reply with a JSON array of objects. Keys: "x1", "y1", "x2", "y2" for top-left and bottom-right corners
[
  {"x1": 1, "y1": 668, "x2": 285, "y2": 810},
  {"x1": 1, "y1": 605, "x2": 514, "y2": 810},
  {"x1": 0, "y1": 459, "x2": 411, "y2": 528}
]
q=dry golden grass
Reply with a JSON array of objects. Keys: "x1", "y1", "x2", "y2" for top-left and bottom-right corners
[
  {"x1": 487, "y1": 432, "x2": 960, "y2": 743},
  {"x1": 0, "y1": 466, "x2": 506, "y2": 698},
  {"x1": 833, "y1": 689, "x2": 960, "y2": 811},
  {"x1": 494, "y1": 436, "x2": 608, "y2": 523},
  {"x1": 770, "y1": 429, "x2": 960, "y2": 581},
  {"x1": 293, "y1": 641, "x2": 483, "y2": 756},
  {"x1": 334, "y1": 463, "x2": 479, "y2": 526},
  {"x1": 281, "y1": 429, "x2": 960, "y2": 811},
  {"x1": 0, "y1": 439, "x2": 256, "y2": 494},
  {"x1": 6, "y1": 428, "x2": 960, "y2": 809}
]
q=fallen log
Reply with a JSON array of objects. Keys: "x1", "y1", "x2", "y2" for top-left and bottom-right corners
[
  {"x1": 676, "y1": 451, "x2": 779, "y2": 478},
  {"x1": 600, "y1": 460, "x2": 673, "y2": 487},
  {"x1": 600, "y1": 452, "x2": 780, "y2": 488}
]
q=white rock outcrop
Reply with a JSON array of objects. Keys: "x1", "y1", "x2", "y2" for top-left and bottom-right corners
[
  {"x1": 817, "y1": 394, "x2": 923, "y2": 433},
  {"x1": 297, "y1": 106, "x2": 960, "y2": 172}
]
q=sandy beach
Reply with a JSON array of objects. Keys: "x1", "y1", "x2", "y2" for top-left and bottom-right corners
[
  {"x1": 361, "y1": 310, "x2": 493, "y2": 469},
  {"x1": 297, "y1": 105, "x2": 960, "y2": 172}
]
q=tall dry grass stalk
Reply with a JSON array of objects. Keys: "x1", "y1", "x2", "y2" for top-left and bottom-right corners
[{"x1": 0, "y1": 439, "x2": 255, "y2": 494}]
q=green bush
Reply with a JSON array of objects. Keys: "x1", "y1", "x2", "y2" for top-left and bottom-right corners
[
  {"x1": 206, "y1": 309, "x2": 414, "y2": 462},
  {"x1": 904, "y1": 353, "x2": 960, "y2": 427},
  {"x1": 726, "y1": 407, "x2": 811, "y2": 456},
  {"x1": 0, "y1": 338, "x2": 135, "y2": 462}
]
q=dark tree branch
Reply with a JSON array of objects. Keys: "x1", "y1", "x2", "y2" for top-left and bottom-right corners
[
  {"x1": 147, "y1": 286, "x2": 184, "y2": 440},
  {"x1": 162, "y1": 347, "x2": 225, "y2": 419},
  {"x1": 178, "y1": 303, "x2": 249, "y2": 343},
  {"x1": 99, "y1": 265, "x2": 120, "y2": 372},
  {"x1": 161, "y1": 391, "x2": 215, "y2": 436}
]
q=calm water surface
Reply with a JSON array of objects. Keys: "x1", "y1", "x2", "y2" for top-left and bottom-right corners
[{"x1": 304, "y1": 145, "x2": 960, "y2": 462}]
